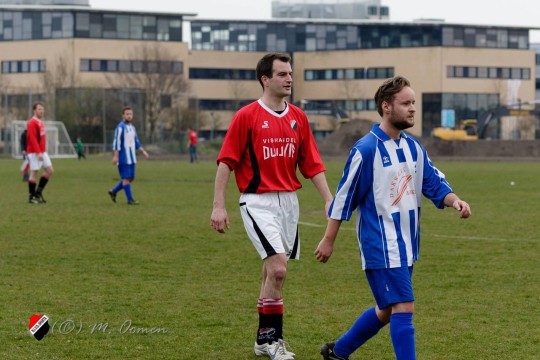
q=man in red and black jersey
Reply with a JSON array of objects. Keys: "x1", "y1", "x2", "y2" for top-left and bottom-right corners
[
  {"x1": 26, "y1": 102, "x2": 53, "y2": 204},
  {"x1": 211, "y1": 53, "x2": 333, "y2": 359}
]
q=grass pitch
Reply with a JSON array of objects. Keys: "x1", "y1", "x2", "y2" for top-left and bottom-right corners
[{"x1": 0, "y1": 156, "x2": 539, "y2": 359}]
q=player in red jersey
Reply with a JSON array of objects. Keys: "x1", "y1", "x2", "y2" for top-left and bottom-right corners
[
  {"x1": 26, "y1": 102, "x2": 53, "y2": 204},
  {"x1": 210, "y1": 53, "x2": 333, "y2": 359}
]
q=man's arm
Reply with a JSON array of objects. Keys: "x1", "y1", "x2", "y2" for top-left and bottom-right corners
[
  {"x1": 310, "y1": 172, "x2": 334, "y2": 217},
  {"x1": 443, "y1": 192, "x2": 471, "y2": 219},
  {"x1": 138, "y1": 146, "x2": 149, "y2": 159},
  {"x1": 210, "y1": 162, "x2": 232, "y2": 233}
]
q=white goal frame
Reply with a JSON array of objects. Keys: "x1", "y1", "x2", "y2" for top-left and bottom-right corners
[{"x1": 11, "y1": 120, "x2": 77, "y2": 159}]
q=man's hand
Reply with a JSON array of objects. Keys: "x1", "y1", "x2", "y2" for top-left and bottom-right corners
[
  {"x1": 210, "y1": 207, "x2": 230, "y2": 233},
  {"x1": 314, "y1": 238, "x2": 334, "y2": 263},
  {"x1": 112, "y1": 154, "x2": 118, "y2": 165},
  {"x1": 453, "y1": 199, "x2": 471, "y2": 219}
]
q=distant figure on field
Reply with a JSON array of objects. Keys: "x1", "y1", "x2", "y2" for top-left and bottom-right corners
[
  {"x1": 108, "y1": 106, "x2": 149, "y2": 205},
  {"x1": 187, "y1": 127, "x2": 198, "y2": 163},
  {"x1": 26, "y1": 102, "x2": 53, "y2": 204},
  {"x1": 20, "y1": 129, "x2": 29, "y2": 181},
  {"x1": 75, "y1": 136, "x2": 86, "y2": 160}
]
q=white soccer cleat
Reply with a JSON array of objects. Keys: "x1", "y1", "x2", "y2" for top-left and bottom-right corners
[{"x1": 266, "y1": 339, "x2": 295, "y2": 359}]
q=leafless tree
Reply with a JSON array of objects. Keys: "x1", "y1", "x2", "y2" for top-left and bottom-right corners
[{"x1": 106, "y1": 43, "x2": 189, "y2": 141}]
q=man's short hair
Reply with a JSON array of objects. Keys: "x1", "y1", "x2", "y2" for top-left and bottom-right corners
[
  {"x1": 32, "y1": 102, "x2": 44, "y2": 111},
  {"x1": 374, "y1": 76, "x2": 411, "y2": 116},
  {"x1": 122, "y1": 106, "x2": 133, "y2": 114},
  {"x1": 256, "y1": 53, "x2": 292, "y2": 90}
]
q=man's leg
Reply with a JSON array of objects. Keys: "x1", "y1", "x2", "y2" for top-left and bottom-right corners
[
  {"x1": 390, "y1": 302, "x2": 416, "y2": 360},
  {"x1": 329, "y1": 306, "x2": 389, "y2": 359},
  {"x1": 123, "y1": 179, "x2": 134, "y2": 202},
  {"x1": 35, "y1": 166, "x2": 53, "y2": 203},
  {"x1": 261, "y1": 253, "x2": 287, "y2": 344},
  {"x1": 28, "y1": 169, "x2": 39, "y2": 203}
]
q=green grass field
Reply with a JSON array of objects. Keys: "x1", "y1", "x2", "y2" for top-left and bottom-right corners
[{"x1": 0, "y1": 156, "x2": 539, "y2": 359}]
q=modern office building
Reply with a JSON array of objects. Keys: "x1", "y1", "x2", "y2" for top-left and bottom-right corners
[
  {"x1": 271, "y1": 0, "x2": 389, "y2": 20},
  {"x1": 0, "y1": 3, "x2": 537, "y2": 148}
]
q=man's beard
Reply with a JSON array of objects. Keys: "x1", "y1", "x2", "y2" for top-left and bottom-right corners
[{"x1": 389, "y1": 112, "x2": 413, "y2": 131}]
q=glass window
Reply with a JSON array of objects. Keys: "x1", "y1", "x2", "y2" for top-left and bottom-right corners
[
  {"x1": 521, "y1": 68, "x2": 530, "y2": 80},
  {"x1": 305, "y1": 70, "x2": 314, "y2": 80},
  {"x1": 172, "y1": 61, "x2": 182, "y2": 74},
  {"x1": 119, "y1": 60, "x2": 130, "y2": 72},
  {"x1": 132, "y1": 61, "x2": 143, "y2": 73},
  {"x1": 477, "y1": 67, "x2": 488, "y2": 78},
  {"x1": 80, "y1": 59, "x2": 90, "y2": 71},
  {"x1": 2, "y1": 62, "x2": 9, "y2": 73},
  {"x1": 130, "y1": 15, "x2": 142, "y2": 39},
  {"x1": 30, "y1": 60, "x2": 39, "y2": 72},
  {"x1": 107, "y1": 60, "x2": 117, "y2": 72},
  {"x1": 21, "y1": 60, "x2": 29, "y2": 72},
  {"x1": 40, "y1": 60, "x2": 46, "y2": 72},
  {"x1": 117, "y1": 15, "x2": 129, "y2": 39},
  {"x1": 501, "y1": 68, "x2": 510, "y2": 79},
  {"x1": 511, "y1": 68, "x2": 521, "y2": 79},
  {"x1": 76, "y1": 13, "x2": 89, "y2": 31},
  {"x1": 488, "y1": 67, "x2": 497, "y2": 78},
  {"x1": 10, "y1": 61, "x2": 18, "y2": 73},
  {"x1": 455, "y1": 66, "x2": 464, "y2": 77},
  {"x1": 469, "y1": 67, "x2": 477, "y2": 78},
  {"x1": 345, "y1": 69, "x2": 355, "y2": 79},
  {"x1": 91, "y1": 59, "x2": 101, "y2": 71}
]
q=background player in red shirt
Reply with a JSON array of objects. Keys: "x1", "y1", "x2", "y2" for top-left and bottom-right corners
[
  {"x1": 26, "y1": 102, "x2": 53, "y2": 204},
  {"x1": 210, "y1": 53, "x2": 333, "y2": 359},
  {"x1": 187, "y1": 127, "x2": 198, "y2": 163}
]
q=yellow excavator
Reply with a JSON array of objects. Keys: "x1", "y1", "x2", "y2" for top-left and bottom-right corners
[{"x1": 432, "y1": 119, "x2": 478, "y2": 140}]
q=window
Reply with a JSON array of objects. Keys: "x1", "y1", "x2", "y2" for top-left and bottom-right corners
[{"x1": 1, "y1": 59, "x2": 45, "y2": 73}]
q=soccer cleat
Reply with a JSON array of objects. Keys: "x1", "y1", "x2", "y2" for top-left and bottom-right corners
[
  {"x1": 255, "y1": 342, "x2": 295, "y2": 357},
  {"x1": 267, "y1": 339, "x2": 295, "y2": 360},
  {"x1": 28, "y1": 196, "x2": 39, "y2": 204},
  {"x1": 35, "y1": 193, "x2": 46, "y2": 203},
  {"x1": 320, "y1": 342, "x2": 349, "y2": 360},
  {"x1": 127, "y1": 199, "x2": 140, "y2": 205},
  {"x1": 108, "y1": 190, "x2": 116, "y2": 203}
]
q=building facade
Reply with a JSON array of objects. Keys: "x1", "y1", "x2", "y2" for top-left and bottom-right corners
[
  {"x1": 271, "y1": 0, "x2": 389, "y2": 20},
  {"x1": 0, "y1": 4, "x2": 537, "y2": 148}
]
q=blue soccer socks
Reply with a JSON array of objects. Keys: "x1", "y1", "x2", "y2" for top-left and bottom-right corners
[
  {"x1": 123, "y1": 183, "x2": 133, "y2": 202},
  {"x1": 390, "y1": 312, "x2": 416, "y2": 360},
  {"x1": 334, "y1": 307, "x2": 385, "y2": 358},
  {"x1": 112, "y1": 180, "x2": 124, "y2": 194}
]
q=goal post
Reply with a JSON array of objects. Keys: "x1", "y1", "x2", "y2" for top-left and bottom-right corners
[{"x1": 11, "y1": 120, "x2": 77, "y2": 159}]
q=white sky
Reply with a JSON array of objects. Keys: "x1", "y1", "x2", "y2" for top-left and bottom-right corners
[{"x1": 90, "y1": 0, "x2": 540, "y2": 42}]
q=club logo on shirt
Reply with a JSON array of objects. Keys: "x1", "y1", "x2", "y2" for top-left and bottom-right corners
[
  {"x1": 389, "y1": 166, "x2": 416, "y2": 206},
  {"x1": 262, "y1": 120, "x2": 270, "y2": 129},
  {"x1": 383, "y1": 156, "x2": 391, "y2": 164},
  {"x1": 290, "y1": 120, "x2": 297, "y2": 130}
]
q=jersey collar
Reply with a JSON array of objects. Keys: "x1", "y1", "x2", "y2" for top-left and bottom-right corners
[
  {"x1": 258, "y1": 99, "x2": 290, "y2": 118},
  {"x1": 371, "y1": 123, "x2": 408, "y2": 142}
]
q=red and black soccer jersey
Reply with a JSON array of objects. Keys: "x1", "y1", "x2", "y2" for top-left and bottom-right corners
[
  {"x1": 26, "y1": 117, "x2": 46, "y2": 154},
  {"x1": 218, "y1": 100, "x2": 326, "y2": 193}
]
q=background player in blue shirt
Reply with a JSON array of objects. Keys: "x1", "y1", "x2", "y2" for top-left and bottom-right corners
[
  {"x1": 315, "y1": 76, "x2": 471, "y2": 360},
  {"x1": 108, "y1": 106, "x2": 149, "y2": 205}
]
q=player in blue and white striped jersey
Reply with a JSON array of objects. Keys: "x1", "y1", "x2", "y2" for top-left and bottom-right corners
[
  {"x1": 315, "y1": 76, "x2": 471, "y2": 360},
  {"x1": 108, "y1": 106, "x2": 149, "y2": 205}
]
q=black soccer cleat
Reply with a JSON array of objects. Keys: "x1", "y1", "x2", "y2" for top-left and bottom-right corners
[
  {"x1": 127, "y1": 199, "x2": 140, "y2": 205},
  {"x1": 35, "y1": 193, "x2": 46, "y2": 204},
  {"x1": 321, "y1": 342, "x2": 349, "y2": 360},
  {"x1": 108, "y1": 190, "x2": 116, "y2": 203},
  {"x1": 28, "y1": 195, "x2": 39, "y2": 204}
]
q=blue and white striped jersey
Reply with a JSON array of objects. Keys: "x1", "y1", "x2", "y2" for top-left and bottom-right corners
[
  {"x1": 329, "y1": 124, "x2": 452, "y2": 270},
  {"x1": 112, "y1": 121, "x2": 142, "y2": 165}
]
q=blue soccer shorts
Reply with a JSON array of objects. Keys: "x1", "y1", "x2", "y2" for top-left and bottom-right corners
[
  {"x1": 118, "y1": 164, "x2": 136, "y2": 180},
  {"x1": 365, "y1": 266, "x2": 414, "y2": 309}
]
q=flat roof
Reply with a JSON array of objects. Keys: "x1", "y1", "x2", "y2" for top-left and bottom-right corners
[
  {"x1": 0, "y1": 5, "x2": 197, "y2": 17},
  {"x1": 189, "y1": 17, "x2": 540, "y2": 31}
]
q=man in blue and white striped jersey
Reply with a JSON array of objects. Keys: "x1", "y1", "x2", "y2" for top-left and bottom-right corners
[
  {"x1": 108, "y1": 106, "x2": 149, "y2": 205},
  {"x1": 315, "y1": 76, "x2": 471, "y2": 360}
]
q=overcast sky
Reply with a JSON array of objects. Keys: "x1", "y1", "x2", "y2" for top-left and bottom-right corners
[{"x1": 90, "y1": 0, "x2": 540, "y2": 42}]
